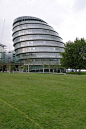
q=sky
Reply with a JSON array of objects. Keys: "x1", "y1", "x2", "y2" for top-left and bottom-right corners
[{"x1": 0, "y1": 0, "x2": 86, "y2": 51}]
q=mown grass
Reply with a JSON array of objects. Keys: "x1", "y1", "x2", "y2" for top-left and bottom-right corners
[{"x1": 0, "y1": 73, "x2": 86, "y2": 129}]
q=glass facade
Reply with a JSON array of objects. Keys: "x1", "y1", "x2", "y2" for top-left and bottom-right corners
[
  {"x1": 0, "y1": 44, "x2": 7, "y2": 63},
  {"x1": 12, "y1": 16, "x2": 64, "y2": 71}
]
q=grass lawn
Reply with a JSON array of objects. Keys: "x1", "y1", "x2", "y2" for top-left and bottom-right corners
[{"x1": 0, "y1": 73, "x2": 86, "y2": 129}]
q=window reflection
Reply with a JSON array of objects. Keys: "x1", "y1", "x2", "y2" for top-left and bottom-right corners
[
  {"x1": 13, "y1": 23, "x2": 53, "y2": 33},
  {"x1": 14, "y1": 35, "x2": 62, "y2": 43},
  {"x1": 14, "y1": 41, "x2": 64, "y2": 49},
  {"x1": 13, "y1": 29, "x2": 58, "y2": 38},
  {"x1": 16, "y1": 47, "x2": 64, "y2": 54},
  {"x1": 17, "y1": 52, "x2": 62, "y2": 59}
]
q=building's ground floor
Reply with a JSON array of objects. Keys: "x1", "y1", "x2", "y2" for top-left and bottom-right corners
[{"x1": 0, "y1": 63, "x2": 66, "y2": 73}]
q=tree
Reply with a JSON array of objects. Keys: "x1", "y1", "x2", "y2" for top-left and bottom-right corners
[
  {"x1": 23, "y1": 65, "x2": 28, "y2": 72},
  {"x1": 11, "y1": 63, "x2": 15, "y2": 73},
  {"x1": 7, "y1": 61, "x2": 11, "y2": 74},
  {"x1": 47, "y1": 60, "x2": 51, "y2": 73},
  {"x1": 54, "y1": 61, "x2": 61, "y2": 73},
  {"x1": 61, "y1": 38, "x2": 86, "y2": 74},
  {"x1": 18, "y1": 65, "x2": 23, "y2": 73},
  {"x1": 41, "y1": 61, "x2": 45, "y2": 73},
  {"x1": 18, "y1": 65, "x2": 21, "y2": 72},
  {"x1": 50, "y1": 65, "x2": 55, "y2": 73},
  {"x1": 50, "y1": 60, "x2": 60, "y2": 73},
  {"x1": 0, "y1": 60, "x2": 4, "y2": 72},
  {"x1": 26, "y1": 58, "x2": 32, "y2": 73},
  {"x1": 0, "y1": 60, "x2": 2, "y2": 71}
]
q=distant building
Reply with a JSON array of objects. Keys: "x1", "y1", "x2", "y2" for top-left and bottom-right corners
[
  {"x1": 0, "y1": 43, "x2": 7, "y2": 63},
  {"x1": 12, "y1": 16, "x2": 64, "y2": 72},
  {"x1": 8, "y1": 50, "x2": 18, "y2": 63}
]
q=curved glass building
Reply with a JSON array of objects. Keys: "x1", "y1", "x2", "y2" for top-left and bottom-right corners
[{"x1": 12, "y1": 16, "x2": 64, "y2": 72}]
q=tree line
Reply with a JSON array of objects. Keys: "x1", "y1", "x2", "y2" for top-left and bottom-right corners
[
  {"x1": 61, "y1": 38, "x2": 86, "y2": 74},
  {"x1": 0, "y1": 58, "x2": 61, "y2": 73},
  {"x1": 1, "y1": 38, "x2": 86, "y2": 74}
]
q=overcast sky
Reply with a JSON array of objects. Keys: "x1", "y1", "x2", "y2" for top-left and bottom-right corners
[{"x1": 0, "y1": 0, "x2": 86, "y2": 50}]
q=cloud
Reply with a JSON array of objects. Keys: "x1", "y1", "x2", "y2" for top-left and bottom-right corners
[
  {"x1": 0, "y1": 0, "x2": 86, "y2": 50},
  {"x1": 74, "y1": 0, "x2": 86, "y2": 11}
]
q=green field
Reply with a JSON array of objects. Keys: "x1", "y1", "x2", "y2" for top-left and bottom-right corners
[{"x1": 0, "y1": 73, "x2": 86, "y2": 129}]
